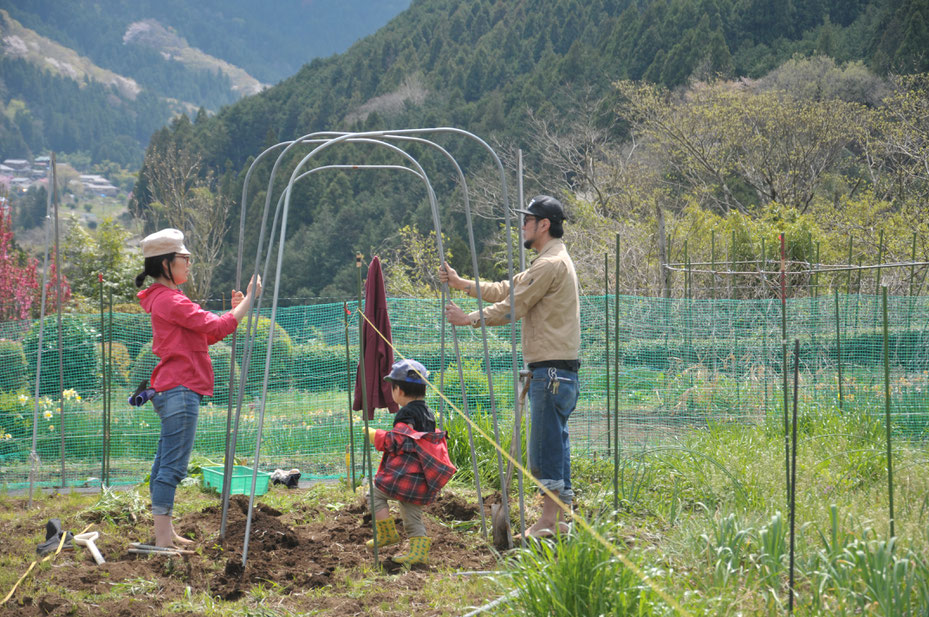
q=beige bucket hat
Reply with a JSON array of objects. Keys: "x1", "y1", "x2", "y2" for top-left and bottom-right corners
[{"x1": 141, "y1": 228, "x2": 191, "y2": 258}]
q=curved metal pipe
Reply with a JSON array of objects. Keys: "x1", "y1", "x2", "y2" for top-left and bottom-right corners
[{"x1": 241, "y1": 136, "x2": 472, "y2": 566}]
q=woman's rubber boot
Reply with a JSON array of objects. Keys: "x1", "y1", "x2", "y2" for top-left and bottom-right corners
[
  {"x1": 393, "y1": 536, "x2": 431, "y2": 566},
  {"x1": 366, "y1": 518, "x2": 400, "y2": 549}
]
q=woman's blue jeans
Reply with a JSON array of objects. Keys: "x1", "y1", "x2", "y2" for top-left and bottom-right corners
[
  {"x1": 150, "y1": 385, "x2": 201, "y2": 516},
  {"x1": 527, "y1": 366, "x2": 579, "y2": 505}
]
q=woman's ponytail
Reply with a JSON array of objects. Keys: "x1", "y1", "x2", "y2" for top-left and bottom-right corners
[{"x1": 135, "y1": 253, "x2": 176, "y2": 287}]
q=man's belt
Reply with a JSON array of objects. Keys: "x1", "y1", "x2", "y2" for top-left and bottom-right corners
[{"x1": 528, "y1": 359, "x2": 580, "y2": 372}]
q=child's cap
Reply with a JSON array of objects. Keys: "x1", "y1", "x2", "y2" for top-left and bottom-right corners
[{"x1": 384, "y1": 359, "x2": 429, "y2": 384}]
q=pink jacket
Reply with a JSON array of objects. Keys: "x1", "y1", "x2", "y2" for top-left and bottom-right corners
[{"x1": 138, "y1": 284, "x2": 238, "y2": 396}]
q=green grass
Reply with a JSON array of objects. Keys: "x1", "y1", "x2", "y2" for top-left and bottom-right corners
[{"x1": 488, "y1": 409, "x2": 929, "y2": 616}]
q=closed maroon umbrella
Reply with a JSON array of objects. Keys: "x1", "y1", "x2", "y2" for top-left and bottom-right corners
[{"x1": 353, "y1": 256, "x2": 398, "y2": 419}]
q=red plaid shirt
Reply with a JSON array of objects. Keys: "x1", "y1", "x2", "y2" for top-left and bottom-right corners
[{"x1": 373, "y1": 422, "x2": 457, "y2": 506}]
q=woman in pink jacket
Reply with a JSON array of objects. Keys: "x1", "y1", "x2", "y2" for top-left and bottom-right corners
[{"x1": 136, "y1": 228, "x2": 260, "y2": 548}]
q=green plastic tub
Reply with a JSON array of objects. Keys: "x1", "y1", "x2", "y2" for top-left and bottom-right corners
[{"x1": 201, "y1": 465, "x2": 270, "y2": 496}]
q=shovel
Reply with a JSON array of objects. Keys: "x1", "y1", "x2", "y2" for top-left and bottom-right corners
[
  {"x1": 73, "y1": 531, "x2": 105, "y2": 565},
  {"x1": 492, "y1": 369, "x2": 532, "y2": 550}
]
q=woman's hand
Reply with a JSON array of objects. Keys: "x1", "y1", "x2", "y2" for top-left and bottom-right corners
[
  {"x1": 231, "y1": 275, "x2": 262, "y2": 323},
  {"x1": 246, "y1": 274, "x2": 262, "y2": 298},
  {"x1": 230, "y1": 290, "x2": 245, "y2": 309}
]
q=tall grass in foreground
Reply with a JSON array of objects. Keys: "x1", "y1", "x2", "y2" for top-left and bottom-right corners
[
  {"x1": 494, "y1": 409, "x2": 929, "y2": 616},
  {"x1": 499, "y1": 518, "x2": 661, "y2": 617}
]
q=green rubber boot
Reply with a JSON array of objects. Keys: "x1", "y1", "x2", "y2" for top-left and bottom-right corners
[
  {"x1": 366, "y1": 517, "x2": 400, "y2": 549},
  {"x1": 393, "y1": 536, "x2": 431, "y2": 566}
]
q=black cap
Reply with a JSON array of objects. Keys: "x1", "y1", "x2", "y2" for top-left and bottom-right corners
[{"x1": 513, "y1": 195, "x2": 567, "y2": 223}]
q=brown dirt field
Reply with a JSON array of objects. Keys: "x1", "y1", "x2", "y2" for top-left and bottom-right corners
[{"x1": 0, "y1": 490, "x2": 499, "y2": 617}]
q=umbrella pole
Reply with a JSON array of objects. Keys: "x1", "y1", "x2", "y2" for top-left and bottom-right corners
[{"x1": 357, "y1": 254, "x2": 379, "y2": 567}]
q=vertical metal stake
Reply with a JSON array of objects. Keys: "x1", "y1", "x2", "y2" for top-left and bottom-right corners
[
  {"x1": 780, "y1": 233, "x2": 790, "y2": 509},
  {"x1": 343, "y1": 301, "x2": 356, "y2": 491},
  {"x1": 613, "y1": 233, "x2": 620, "y2": 519},
  {"x1": 835, "y1": 291, "x2": 843, "y2": 411},
  {"x1": 881, "y1": 286, "x2": 895, "y2": 540},
  {"x1": 99, "y1": 274, "x2": 107, "y2": 485},
  {"x1": 788, "y1": 339, "x2": 800, "y2": 615},
  {"x1": 52, "y1": 153, "x2": 66, "y2": 489},
  {"x1": 604, "y1": 253, "x2": 611, "y2": 459}
]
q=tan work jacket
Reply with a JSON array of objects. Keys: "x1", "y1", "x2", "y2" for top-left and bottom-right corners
[{"x1": 465, "y1": 238, "x2": 580, "y2": 365}]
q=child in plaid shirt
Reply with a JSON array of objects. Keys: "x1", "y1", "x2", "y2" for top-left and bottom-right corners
[{"x1": 364, "y1": 359, "x2": 456, "y2": 565}]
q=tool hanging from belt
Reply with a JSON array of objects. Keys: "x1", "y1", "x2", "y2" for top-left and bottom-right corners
[{"x1": 546, "y1": 367, "x2": 572, "y2": 395}]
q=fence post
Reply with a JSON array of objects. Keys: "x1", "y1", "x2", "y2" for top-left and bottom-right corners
[
  {"x1": 780, "y1": 233, "x2": 790, "y2": 508},
  {"x1": 881, "y1": 286, "x2": 895, "y2": 540},
  {"x1": 614, "y1": 233, "x2": 621, "y2": 519},
  {"x1": 657, "y1": 206, "x2": 670, "y2": 299},
  {"x1": 604, "y1": 253, "x2": 611, "y2": 458}
]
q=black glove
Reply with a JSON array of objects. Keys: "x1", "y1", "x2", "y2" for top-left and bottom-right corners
[
  {"x1": 36, "y1": 518, "x2": 73, "y2": 556},
  {"x1": 129, "y1": 380, "x2": 156, "y2": 407}
]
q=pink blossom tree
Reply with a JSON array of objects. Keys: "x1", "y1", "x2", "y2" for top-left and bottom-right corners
[{"x1": 0, "y1": 199, "x2": 71, "y2": 321}]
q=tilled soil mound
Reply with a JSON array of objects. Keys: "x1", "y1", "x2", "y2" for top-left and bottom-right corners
[{"x1": 2, "y1": 491, "x2": 496, "y2": 617}]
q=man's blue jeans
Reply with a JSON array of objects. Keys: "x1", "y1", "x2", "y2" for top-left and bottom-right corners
[
  {"x1": 150, "y1": 385, "x2": 201, "y2": 516},
  {"x1": 527, "y1": 366, "x2": 579, "y2": 505}
]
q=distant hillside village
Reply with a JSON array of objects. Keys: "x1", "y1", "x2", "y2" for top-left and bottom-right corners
[{"x1": 0, "y1": 157, "x2": 120, "y2": 197}]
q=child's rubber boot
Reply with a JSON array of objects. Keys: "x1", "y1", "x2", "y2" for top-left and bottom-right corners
[
  {"x1": 366, "y1": 517, "x2": 400, "y2": 549},
  {"x1": 393, "y1": 536, "x2": 431, "y2": 566}
]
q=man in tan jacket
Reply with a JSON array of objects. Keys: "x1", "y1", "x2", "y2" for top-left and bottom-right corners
[{"x1": 441, "y1": 195, "x2": 580, "y2": 539}]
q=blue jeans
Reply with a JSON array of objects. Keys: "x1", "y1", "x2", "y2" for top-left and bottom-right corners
[
  {"x1": 527, "y1": 366, "x2": 579, "y2": 505},
  {"x1": 150, "y1": 386, "x2": 201, "y2": 516}
]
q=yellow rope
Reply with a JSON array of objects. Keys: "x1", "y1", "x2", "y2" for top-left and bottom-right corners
[
  {"x1": 1, "y1": 523, "x2": 93, "y2": 606},
  {"x1": 355, "y1": 307, "x2": 691, "y2": 616}
]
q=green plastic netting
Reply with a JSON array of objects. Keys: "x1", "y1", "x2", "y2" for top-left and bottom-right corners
[{"x1": 0, "y1": 293, "x2": 927, "y2": 489}]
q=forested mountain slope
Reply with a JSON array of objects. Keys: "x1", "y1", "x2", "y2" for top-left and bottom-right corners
[
  {"x1": 0, "y1": 0, "x2": 410, "y2": 164},
  {"x1": 130, "y1": 0, "x2": 929, "y2": 299}
]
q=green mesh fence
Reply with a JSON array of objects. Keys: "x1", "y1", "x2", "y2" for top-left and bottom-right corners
[{"x1": 1, "y1": 293, "x2": 928, "y2": 489}]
